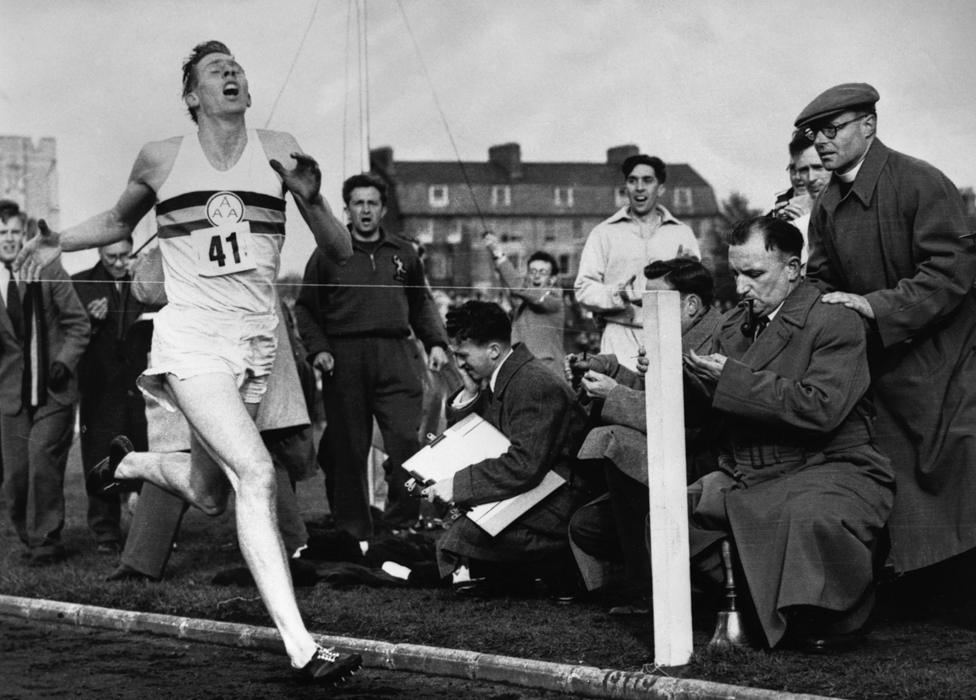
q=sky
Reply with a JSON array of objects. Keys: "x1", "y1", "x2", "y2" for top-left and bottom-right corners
[{"x1": 3, "y1": 0, "x2": 976, "y2": 275}]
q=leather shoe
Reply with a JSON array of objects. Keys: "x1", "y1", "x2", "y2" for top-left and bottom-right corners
[
  {"x1": 106, "y1": 564, "x2": 157, "y2": 582},
  {"x1": 27, "y1": 547, "x2": 66, "y2": 567},
  {"x1": 782, "y1": 629, "x2": 866, "y2": 654},
  {"x1": 96, "y1": 541, "x2": 121, "y2": 556},
  {"x1": 87, "y1": 435, "x2": 135, "y2": 495},
  {"x1": 608, "y1": 602, "x2": 651, "y2": 616},
  {"x1": 299, "y1": 645, "x2": 362, "y2": 685}
]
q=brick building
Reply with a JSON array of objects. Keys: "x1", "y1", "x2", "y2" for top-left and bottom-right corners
[
  {"x1": 370, "y1": 143, "x2": 724, "y2": 297},
  {"x1": 0, "y1": 135, "x2": 59, "y2": 228}
]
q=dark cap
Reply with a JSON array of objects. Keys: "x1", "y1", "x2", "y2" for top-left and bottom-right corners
[{"x1": 794, "y1": 83, "x2": 880, "y2": 128}]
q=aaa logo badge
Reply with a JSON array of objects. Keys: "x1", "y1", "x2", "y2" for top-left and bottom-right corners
[{"x1": 206, "y1": 191, "x2": 245, "y2": 226}]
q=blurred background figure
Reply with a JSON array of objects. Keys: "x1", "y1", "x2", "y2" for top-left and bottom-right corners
[
  {"x1": 770, "y1": 131, "x2": 830, "y2": 263},
  {"x1": 0, "y1": 203, "x2": 90, "y2": 566},
  {"x1": 72, "y1": 237, "x2": 157, "y2": 555},
  {"x1": 483, "y1": 232, "x2": 565, "y2": 377}
]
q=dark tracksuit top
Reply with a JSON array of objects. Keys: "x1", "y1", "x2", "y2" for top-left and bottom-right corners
[{"x1": 294, "y1": 229, "x2": 448, "y2": 539}]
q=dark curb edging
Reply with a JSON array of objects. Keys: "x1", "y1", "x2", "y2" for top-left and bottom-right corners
[{"x1": 0, "y1": 595, "x2": 835, "y2": 700}]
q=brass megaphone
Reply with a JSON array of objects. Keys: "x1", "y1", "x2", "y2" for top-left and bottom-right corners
[{"x1": 708, "y1": 539, "x2": 751, "y2": 650}]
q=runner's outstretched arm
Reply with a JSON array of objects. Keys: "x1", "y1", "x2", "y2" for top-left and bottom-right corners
[{"x1": 15, "y1": 142, "x2": 164, "y2": 280}]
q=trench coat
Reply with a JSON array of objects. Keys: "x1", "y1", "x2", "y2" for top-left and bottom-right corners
[
  {"x1": 807, "y1": 138, "x2": 976, "y2": 572},
  {"x1": 688, "y1": 282, "x2": 895, "y2": 647}
]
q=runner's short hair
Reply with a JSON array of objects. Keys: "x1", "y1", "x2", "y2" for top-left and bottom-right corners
[{"x1": 182, "y1": 40, "x2": 233, "y2": 124}]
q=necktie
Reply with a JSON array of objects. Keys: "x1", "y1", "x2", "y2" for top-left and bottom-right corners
[
  {"x1": 4, "y1": 262, "x2": 24, "y2": 341},
  {"x1": 754, "y1": 316, "x2": 769, "y2": 340}
]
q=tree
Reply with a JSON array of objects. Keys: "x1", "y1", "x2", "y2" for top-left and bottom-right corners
[
  {"x1": 706, "y1": 192, "x2": 764, "y2": 307},
  {"x1": 720, "y1": 191, "x2": 763, "y2": 226}
]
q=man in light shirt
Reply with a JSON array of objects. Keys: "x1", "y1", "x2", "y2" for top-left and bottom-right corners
[{"x1": 574, "y1": 155, "x2": 699, "y2": 370}]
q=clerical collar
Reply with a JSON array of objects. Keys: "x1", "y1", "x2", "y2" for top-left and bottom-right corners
[
  {"x1": 836, "y1": 149, "x2": 870, "y2": 183},
  {"x1": 489, "y1": 348, "x2": 514, "y2": 392}
]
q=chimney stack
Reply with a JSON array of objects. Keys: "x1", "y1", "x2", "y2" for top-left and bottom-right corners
[
  {"x1": 606, "y1": 144, "x2": 640, "y2": 168},
  {"x1": 488, "y1": 143, "x2": 522, "y2": 180}
]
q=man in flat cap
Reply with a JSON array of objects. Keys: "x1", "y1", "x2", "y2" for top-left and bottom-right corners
[{"x1": 796, "y1": 82, "x2": 976, "y2": 575}]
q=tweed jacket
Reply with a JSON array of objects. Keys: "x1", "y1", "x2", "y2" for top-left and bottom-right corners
[{"x1": 447, "y1": 343, "x2": 588, "y2": 507}]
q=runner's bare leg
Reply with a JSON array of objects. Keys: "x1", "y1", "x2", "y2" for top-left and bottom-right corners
[
  {"x1": 118, "y1": 372, "x2": 319, "y2": 667},
  {"x1": 115, "y1": 438, "x2": 230, "y2": 516}
]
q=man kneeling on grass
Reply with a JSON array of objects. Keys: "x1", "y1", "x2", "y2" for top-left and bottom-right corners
[
  {"x1": 683, "y1": 216, "x2": 894, "y2": 652},
  {"x1": 422, "y1": 301, "x2": 597, "y2": 596}
]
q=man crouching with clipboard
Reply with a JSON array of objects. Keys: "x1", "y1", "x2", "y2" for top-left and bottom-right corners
[{"x1": 422, "y1": 301, "x2": 597, "y2": 597}]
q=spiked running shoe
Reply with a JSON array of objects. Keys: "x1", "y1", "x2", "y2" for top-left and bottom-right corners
[
  {"x1": 86, "y1": 435, "x2": 135, "y2": 495},
  {"x1": 299, "y1": 645, "x2": 363, "y2": 685}
]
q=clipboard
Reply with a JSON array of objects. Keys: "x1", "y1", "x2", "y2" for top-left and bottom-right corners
[
  {"x1": 404, "y1": 413, "x2": 510, "y2": 484},
  {"x1": 403, "y1": 413, "x2": 566, "y2": 536}
]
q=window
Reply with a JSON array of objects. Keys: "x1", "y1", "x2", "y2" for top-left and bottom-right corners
[
  {"x1": 446, "y1": 222, "x2": 463, "y2": 245},
  {"x1": 428, "y1": 185, "x2": 449, "y2": 208},
  {"x1": 427, "y1": 251, "x2": 451, "y2": 280},
  {"x1": 554, "y1": 187, "x2": 574, "y2": 207},
  {"x1": 558, "y1": 254, "x2": 571, "y2": 277},
  {"x1": 542, "y1": 219, "x2": 557, "y2": 243},
  {"x1": 672, "y1": 187, "x2": 694, "y2": 214},
  {"x1": 491, "y1": 185, "x2": 511, "y2": 207},
  {"x1": 615, "y1": 186, "x2": 629, "y2": 208}
]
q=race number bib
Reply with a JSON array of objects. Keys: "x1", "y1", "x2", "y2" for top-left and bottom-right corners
[{"x1": 190, "y1": 222, "x2": 257, "y2": 277}]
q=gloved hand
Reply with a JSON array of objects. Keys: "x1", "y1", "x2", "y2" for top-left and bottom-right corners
[{"x1": 48, "y1": 361, "x2": 71, "y2": 391}]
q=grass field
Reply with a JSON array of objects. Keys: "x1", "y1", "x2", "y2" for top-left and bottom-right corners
[{"x1": 3, "y1": 436, "x2": 976, "y2": 699}]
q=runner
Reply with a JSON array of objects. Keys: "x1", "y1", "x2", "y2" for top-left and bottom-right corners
[{"x1": 16, "y1": 40, "x2": 361, "y2": 684}]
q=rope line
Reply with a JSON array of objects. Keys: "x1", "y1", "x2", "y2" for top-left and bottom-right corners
[{"x1": 61, "y1": 278, "x2": 568, "y2": 295}]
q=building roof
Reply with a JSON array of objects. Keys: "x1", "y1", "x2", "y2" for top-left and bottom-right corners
[{"x1": 389, "y1": 160, "x2": 713, "y2": 189}]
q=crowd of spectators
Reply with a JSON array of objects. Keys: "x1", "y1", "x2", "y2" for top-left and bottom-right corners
[{"x1": 3, "y1": 75, "x2": 975, "y2": 663}]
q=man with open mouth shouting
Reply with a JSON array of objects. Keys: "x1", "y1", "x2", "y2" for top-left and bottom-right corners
[{"x1": 15, "y1": 40, "x2": 361, "y2": 686}]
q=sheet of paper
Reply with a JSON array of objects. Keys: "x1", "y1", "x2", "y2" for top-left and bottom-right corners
[{"x1": 404, "y1": 413, "x2": 510, "y2": 484}]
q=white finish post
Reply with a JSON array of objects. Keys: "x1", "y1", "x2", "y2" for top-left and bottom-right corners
[{"x1": 643, "y1": 290, "x2": 693, "y2": 667}]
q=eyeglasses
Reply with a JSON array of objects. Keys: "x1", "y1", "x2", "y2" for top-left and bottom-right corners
[
  {"x1": 801, "y1": 114, "x2": 869, "y2": 141},
  {"x1": 528, "y1": 267, "x2": 553, "y2": 276}
]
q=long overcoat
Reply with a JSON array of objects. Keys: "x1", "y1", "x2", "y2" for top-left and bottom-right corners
[
  {"x1": 689, "y1": 282, "x2": 894, "y2": 647},
  {"x1": 807, "y1": 138, "x2": 976, "y2": 572}
]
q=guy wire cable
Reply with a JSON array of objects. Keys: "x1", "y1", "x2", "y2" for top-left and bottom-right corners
[
  {"x1": 393, "y1": 0, "x2": 489, "y2": 234},
  {"x1": 264, "y1": 0, "x2": 322, "y2": 129},
  {"x1": 342, "y1": 0, "x2": 354, "y2": 180}
]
